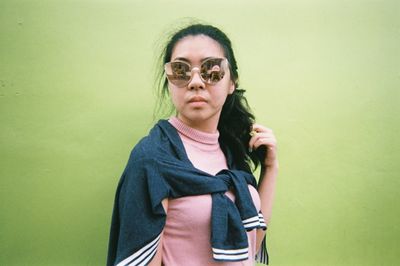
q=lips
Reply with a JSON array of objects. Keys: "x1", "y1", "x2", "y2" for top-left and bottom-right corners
[{"x1": 189, "y1": 96, "x2": 207, "y2": 103}]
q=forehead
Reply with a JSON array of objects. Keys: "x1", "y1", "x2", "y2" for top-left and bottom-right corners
[{"x1": 171, "y1": 35, "x2": 225, "y2": 63}]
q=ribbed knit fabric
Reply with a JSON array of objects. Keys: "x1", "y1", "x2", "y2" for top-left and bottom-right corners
[{"x1": 162, "y1": 116, "x2": 261, "y2": 266}]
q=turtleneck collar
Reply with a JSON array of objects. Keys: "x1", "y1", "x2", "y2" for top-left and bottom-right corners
[{"x1": 168, "y1": 116, "x2": 219, "y2": 145}]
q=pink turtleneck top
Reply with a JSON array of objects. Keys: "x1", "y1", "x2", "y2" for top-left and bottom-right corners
[{"x1": 161, "y1": 116, "x2": 261, "y2": 266}]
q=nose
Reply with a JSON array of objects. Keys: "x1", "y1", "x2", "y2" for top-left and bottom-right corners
[{"x1": 187, "y1": 67, "x2": 205, "y2": 90}]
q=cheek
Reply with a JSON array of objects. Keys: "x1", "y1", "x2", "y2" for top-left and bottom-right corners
[
  {"x1": 169, "y1": 88, "x2": 184, "y2": 108},
  {"x1": 210, "y1": 90, "x2": 229, "y2": 107},
  {"x1": 213, "y1": 81, "x2": 233, "y2": 104}
]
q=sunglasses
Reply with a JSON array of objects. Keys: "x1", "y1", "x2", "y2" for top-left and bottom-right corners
[{"x1": 164, "y1": 57, "x2": 229, "y2": 87}]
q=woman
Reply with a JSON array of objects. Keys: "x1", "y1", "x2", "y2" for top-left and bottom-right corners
[{"x1": 107, "y1": 23, "x2": 278, "y2": 266}]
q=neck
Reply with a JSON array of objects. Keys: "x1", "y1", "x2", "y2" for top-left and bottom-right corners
[{"x1": 177, "y1": 114, "x2": 219, "y2": 134}]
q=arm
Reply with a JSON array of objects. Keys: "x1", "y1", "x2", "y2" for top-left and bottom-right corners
[
  {"x1": 248, "y1": 124, "x2": 278, "y2": 251},
  {"x1": 148, "y1": 198, "x2": 169, "y2": 266}
]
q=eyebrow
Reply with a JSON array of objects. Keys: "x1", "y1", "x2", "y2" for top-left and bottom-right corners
[{"x1": 172, "y1": 57, "x2": 217, "y2": 63}]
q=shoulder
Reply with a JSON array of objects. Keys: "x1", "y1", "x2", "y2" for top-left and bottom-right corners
[
  {"x1": 128, "y1": 119, "x2": 171, "y2": 162},
  {"x1": 122, "y1": 120, "x2": 174, "y2": 181}
]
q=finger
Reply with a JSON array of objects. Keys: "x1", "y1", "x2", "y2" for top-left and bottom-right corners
[
  {"x1": 253, "y1": 137, "x2": 277, "y2": 150},
  {"x1": 249, "y1": 135, "x2": 276, "y2": 151},
  {"x1": 249, "y1": 133, "x2": 264, "y2": 149},
  {"x1": 249, "y1": 132, "x2": 275, "y2": 147},
  {"x1": 252, "y1": 132, "x2": 275, "y2": 139},
  {"x1": 252, "y1": 124, "x2": 273, "y2": 133}
]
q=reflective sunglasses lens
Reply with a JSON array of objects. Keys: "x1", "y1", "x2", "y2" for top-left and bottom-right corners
[
  {"x1": 200, "y1": 58, "x2": 225, "y2": 84},
  {"x1": 165, "y1": 61, "x2": 191, "y2": 86}
]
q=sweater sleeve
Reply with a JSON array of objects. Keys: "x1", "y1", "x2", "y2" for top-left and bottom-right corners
[{"x1": 107, "y1": 154, "x2": 169, "y2": 266}]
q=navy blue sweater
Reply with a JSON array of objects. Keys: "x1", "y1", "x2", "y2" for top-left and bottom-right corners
[{"x1": 107, "y1": 120, "x2": 268, "y2": 266}]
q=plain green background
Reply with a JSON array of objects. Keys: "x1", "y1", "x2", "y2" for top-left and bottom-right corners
[{"x1": 1, "y1": 0, "x2": 399, "y2": 265}]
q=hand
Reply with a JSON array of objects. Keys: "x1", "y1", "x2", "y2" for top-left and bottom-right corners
[{"x1": 249, "y1": 124, "x2": 278, "y2": 168}]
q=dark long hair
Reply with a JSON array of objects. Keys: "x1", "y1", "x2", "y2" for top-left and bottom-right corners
[{"x1": 154, "y1": 23, "x2": 263, "y2": 172}]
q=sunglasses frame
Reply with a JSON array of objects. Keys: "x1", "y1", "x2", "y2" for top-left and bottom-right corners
[{"x1": 164, "y1": 57, "x2": 229, "y2": 87}]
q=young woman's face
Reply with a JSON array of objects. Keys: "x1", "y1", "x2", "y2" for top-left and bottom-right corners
[{"x1": 168, "y1": 35, "x2": 235, "y2": 133}]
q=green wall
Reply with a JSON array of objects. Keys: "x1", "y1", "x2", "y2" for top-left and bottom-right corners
[{"x1": 1, "y1": 0, "x2": 399, "y2": 265}]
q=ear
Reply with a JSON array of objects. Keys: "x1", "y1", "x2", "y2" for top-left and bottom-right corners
[{"x1": 228, "y1": 81, "x2": 235, "y2": 94}]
